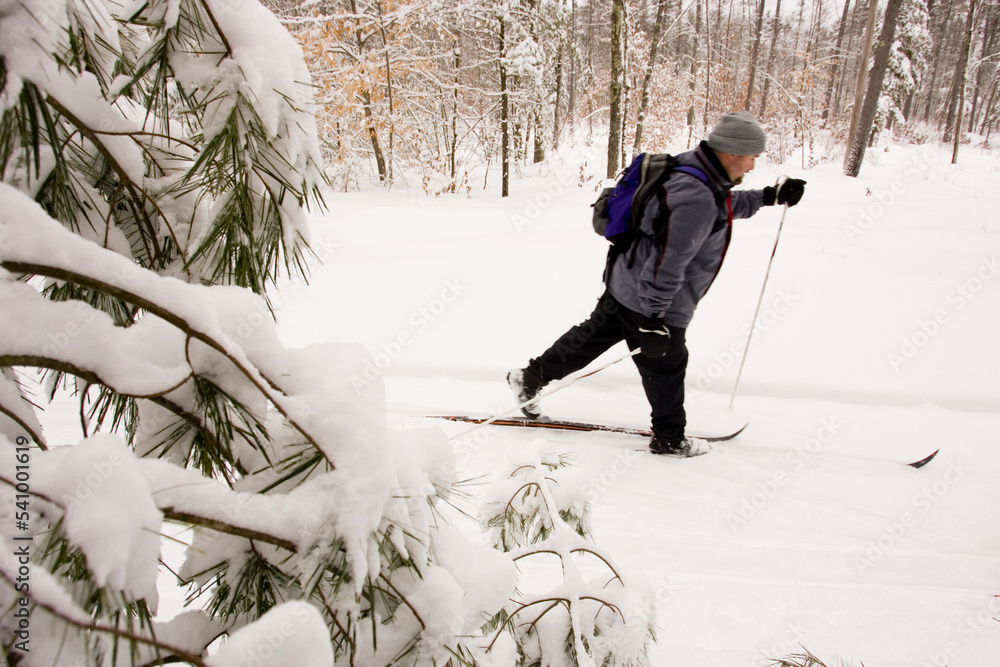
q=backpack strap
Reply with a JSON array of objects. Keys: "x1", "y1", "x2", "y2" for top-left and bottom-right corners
[
  {"x1": 672, "y1": 165, "x2": 711, "y2": 187},
  {"x1": 673, "y1": 164, "x2": 729, "y2": 230},
  {"x1": 608, "y1": 160, "x2": 725, "y2": 276},
  {"x1": 672, "y1": 165, "x2": 725, "y2": 203}
]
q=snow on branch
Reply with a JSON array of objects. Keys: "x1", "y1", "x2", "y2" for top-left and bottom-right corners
[
  {"x1": 0, "y1": 172, "x2": 475, "y2": 663},
  {"x1": 0, "y1": 0, "x2": 325, "y2": 294},
  {"x1": 0, "y1": 184, "x2": 347, "y2": 466},
  {"x1": 0, "y1": 2, "x2": 666, "y2": 665},
  {"x1": 481, "y1": 444, "x2": 656, "y2": 666},
  {"x1": 0, "y1": 369, "x2": 46, "y2": 448}
]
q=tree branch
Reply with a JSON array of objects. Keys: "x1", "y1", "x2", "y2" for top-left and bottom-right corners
[
  {"x1": 0, "y1": 355, "x2": 193, "y2": 401},
  {"x1": 0, "y1": 472, "x2": 298, "y2": 554},
  {"x1": 0, "y1": 566, "x2": 207, "y2": 666},
  {"x1": 0, "y1": 403, "x2": 46, "y2": 450},
  {"x1": 43, "y1": 95, "x2": 177, "y2": 263},
  {"x1": 161, "y1": 509, "x2": 297, "y2": 553},
  {"x1": 0, "y1": 261, "x2": 332, "y2": 467}
]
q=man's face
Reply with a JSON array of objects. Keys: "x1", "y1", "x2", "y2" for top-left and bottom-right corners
[{"x1": 718, "y1": 153, "x2": 758, "y2": 184}]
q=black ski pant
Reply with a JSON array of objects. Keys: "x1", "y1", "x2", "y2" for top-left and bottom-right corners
[{"x1": 526, "y1": 291, "x2": 688, "y2": 443}]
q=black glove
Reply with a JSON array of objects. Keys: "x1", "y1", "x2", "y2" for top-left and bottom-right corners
[
  {"x1": 775, "y1": 176, "x2": 806, "y2": 206},
  {"x1": 638, "y1": 316, "x2": 672, "y2": 358}
]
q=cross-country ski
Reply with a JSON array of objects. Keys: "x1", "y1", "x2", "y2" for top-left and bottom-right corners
[
  {"x1": 428, "y1": 414, "x2": 747, "y2": 440},
  {"x1": 427, "y1": 415, "x2": 938, "y2": 467}
]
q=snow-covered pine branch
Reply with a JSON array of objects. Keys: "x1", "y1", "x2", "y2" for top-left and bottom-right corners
[
  {"x1": 1, "y1": 2, "x2": 661, "y2": 665},
  {"x1": 0, "y1": 2, "x2": 517, "y2": 665},
  {"x1": 0, "y1": 0, "x2": 335, "y2": 484},
  {"x1": 0, "y1": 183, "x2": 519, "y2": 664},
  {"x1": 1, "y1": 0, "x2": 324, "y2": 296},
  {"x1": 481, "y1": 446, "x2": 656, "y2": 666}
]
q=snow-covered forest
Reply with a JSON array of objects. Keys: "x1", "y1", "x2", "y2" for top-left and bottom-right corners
[
  {"x1": 0, "y1": 0, "x2": 998, "y2": 666},
  {"x1": 267, "y1": 0, "x2": 997, "y2": 188}
]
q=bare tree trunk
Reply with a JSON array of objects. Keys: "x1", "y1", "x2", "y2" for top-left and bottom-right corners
[
  {"x1": 803, "y1": 0, "x2": 823, "y2": 115},
  {"x1": 524, "y1": 0, "x2": 545, "y2": 164},
  {"x1": 759, "y1": 0, "x2": 783, "y2": 117},
  {"x1": 953, "y1": 74, "x2": 967, "y2": 161},
  {"x1": 703, "y1": 0, "x2": 713, "y2": 131},
  {"x1": 950, "y1": 0, "x2": 978, "y2": 159},
  {"x1": 792, "y1": 0, "x2": 807, "y2": 66},
  {"x1": 553, "y1": 38, "x2": 564, "y2": 150},
  {"x1": 621, "y1": 0, "x2": 630, "y2": 166},
  {"x1": 903, "y1": 88, "x2": 915, "y2": 119},
  {"x1": 922, "y1": 0, "x2": 955, "y2": 123},
  {"x1": 981, "y1": 76, "x2": 999, "y2": 133},
  {"x1": 844, "y1": 0, "x2": 879, "y2": 163},
  {"x1": 845, "y1": 0, "x2": 906, "y2": 177},
  {"x1": 981, "y1": 79, "x2": 998, "y2": 141},
  {"x1": 450, "y1": 46, "x2": 459, "y2": 188},
  {"x1": 823, "y1": 0, "x2": 852, "y2": 121},
  {"x1": 533, "y1": 117, "x2": 546, "y2": 163},
  {"x1": 350, "y1": 0, "x2": 387, "y2": 182},
  {"x1": 499, "y1": 15, "x2": 510, "y2": 197},
  {"x1": 608, "y1": 0, "x2": 625, "y2": 177},
  {"x1": 361, "y1": 91, "x2": 387, "y2": 181},
  {"x1": 587, "y1": 0, "x2": 595, "y2": 139},
  {"x1": 375, "y1": 0, "x2": 394, "y2": 181},
  {"x1": 567, "y1": 0, "x2": 577, "y2": 135},
  {"x1": 745, "y1": 0, "x2": 766, "y2": 111},
  {"x1": 834, "y1": 0, "x2": 866, "y2": 116},
  {"x1": 687, "y1": 0, "x2": 702, "y2": 145},
  {"x1": 634, "y1": 0, "x2": 668, "y2": 155},
  {"x1": 967, "y1": 3, "x2": 994, "y2": 131},
  {"x1": 944, "y1": 0, "x2": 977, "y2": 143}
]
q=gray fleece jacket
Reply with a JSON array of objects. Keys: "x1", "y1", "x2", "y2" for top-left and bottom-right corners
[{"x1": 606, "y1": 142, "x2": 768, "y2": 328}]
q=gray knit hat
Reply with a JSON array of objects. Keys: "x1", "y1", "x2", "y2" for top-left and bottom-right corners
[{"x1": 707, "y1": 112, "x2": 767, "y2": 156}]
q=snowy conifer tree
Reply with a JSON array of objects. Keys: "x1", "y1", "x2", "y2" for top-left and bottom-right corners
[{"x1": 877, "y1": 0, "x2": 932, "y2": 137}]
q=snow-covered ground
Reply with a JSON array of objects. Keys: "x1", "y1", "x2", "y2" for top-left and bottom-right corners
[{"x1": 271, "y1": 140, "x2": 1000, "y2": 666}]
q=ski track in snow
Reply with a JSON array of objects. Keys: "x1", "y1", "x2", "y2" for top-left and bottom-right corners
[
  {"x1": 138, "y1": 142, "x2": 997, "y2": 665},
  {"x1": 264, "y1": 142, "x2": 1000, "y2": 666}
]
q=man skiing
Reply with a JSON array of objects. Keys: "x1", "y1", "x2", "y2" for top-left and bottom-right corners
[{"x1": 507, "y1": 112, "x2": 806, "y2": 457}]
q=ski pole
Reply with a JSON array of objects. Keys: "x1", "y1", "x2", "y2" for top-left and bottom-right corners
[
  {"x1": 729, "y1": 203, "x2": 789, "y2": 409},
  {"x1": 450, "y1": 347, "x2": 644, "y2": 441}
]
